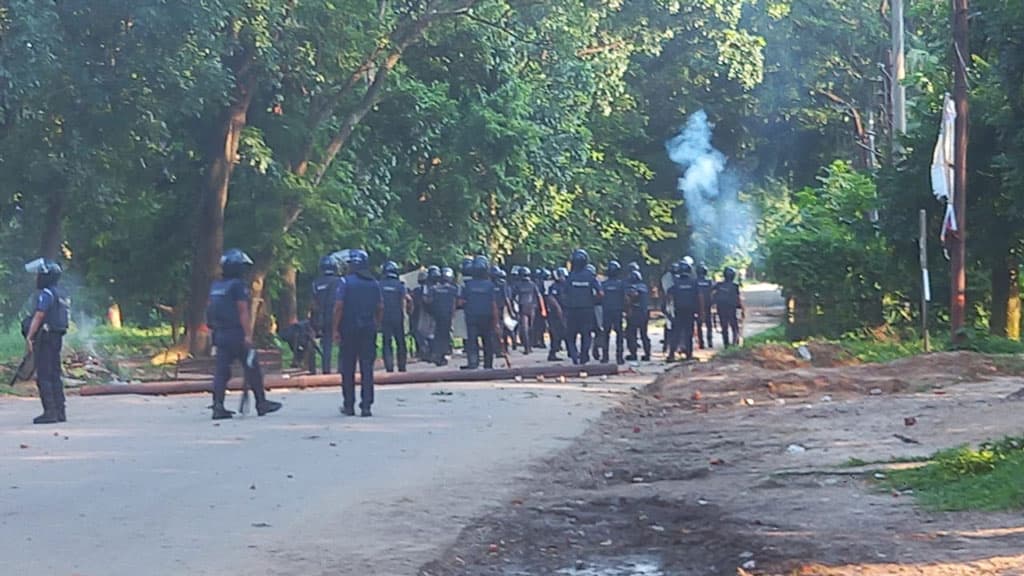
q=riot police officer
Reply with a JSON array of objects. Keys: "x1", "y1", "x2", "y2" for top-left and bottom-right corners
[
  {"x1": 492, "y1": 266, "x2": 514, "y2": 354},
  {"x1": 661, "y1": 261, "x2": 681, "y2": 354},
  {"x1": 531, "y1": 268, "x2": 550, "y2": 350},
  {"x1": 333, "y1": 250, "x2": 382, "y2": 417},
  {"x1": 512, "y1": 266, "x2": 544, "y2": 355},
  {"x1": 545, "y1": 267, "x2": 567, "y2": 362},
  {"x1": 667, "y1": 260, "x2": 702, "y2": 362},
  {"x1": 714, "y1": 266, "x2": 744, "y2": 348},
  {"x1": 206, "y1": 249, "x2": 283, "y2": 420},
  {"x1": 601, "y1": 260, "x2": 627, "y2": 364},
  {"x1": 460, "y1": 256, "x2": 499, "y2": 370},
  {"x1": 426, "y1": 266, "x2": 459, "y2": 366},
  {"x1": 695, "y1": 263, "x2": 715, "y2": 349},
  {"x1": 311, "y1": 255, "x2": 342, "y2": 374},
  {"x1": 23, "y1": 258, "x2": 70, "y2": 424},
  {"x1": 625, "y1": 269, "x2": 651, "y2": 362},
  {"x1": 380, "y1": 261, "x2": 410, "y2": 373},
  {"x1": 564, "y1": 250, "x2": 602, "y2": 365}
]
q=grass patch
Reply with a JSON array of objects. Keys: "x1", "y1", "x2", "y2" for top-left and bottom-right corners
[
  {"x1": 839, "y1": 455, "x2": 932, "y2": 469},
  {"x1": 882, "y1": 436, "x2": 1024, "y2": 511}
]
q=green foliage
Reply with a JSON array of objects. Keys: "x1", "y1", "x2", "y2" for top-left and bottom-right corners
[
  {"x1": 765, "y1": 161, "x2": 890, "y2": 337},
  {"x1": 884, "y1": 437, "x2": 1024, "y2": 511}
]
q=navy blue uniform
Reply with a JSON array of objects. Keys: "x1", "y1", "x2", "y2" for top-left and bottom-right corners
[
  {"x1": 531, "y1": 278, "x2": 548, "y2": 349},
  {"x1": 312, "y1": 274, "x2": 341, "y2": 374},
  {"x1": 668, "y1": 277, "x2": 699, "y2": 360},
  {"x1": 462, "y1": 278, "x2": 498, "y2": 369},
  {"x1": 380, "y1": 278, "x2": 408, "y2": 372},
  {"x1": 208, "y1": 279, "x2": 262, "y2": 407},
  {"x1": 427, "y1": 282, "x2": 459, "y2": 365},
  {"x1": 714, "y1": 281, "x2": 742, "y2": 348},
  {"x1": 626, "y1": 282, "x2": 651, "y2": 360},
  {"x1": 34, "y1": 287, "x2": 69, "y2": 419},
  {"x1": 544, "y1": 282, "x2": 566, "y2": 361},
  {"x1": 696, "y1": 277, "x2": 715, "y2": 349},
  {"x1": 600, "y1": 277, "x2": 627, "y2": 364},
  {"x1": 336, "y1": 274, "x2": 383, "y2": 412},
  {"x1": 564, "y1": 270, "x2": 602, "y2": 365}
]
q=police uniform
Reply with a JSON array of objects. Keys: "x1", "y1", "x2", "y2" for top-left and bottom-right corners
[
  {"x1": 625, "y1": 277, "x2": 651, "y2": 361},
  {"x1": 312, "y1": 273, "x2": 342, "y2": 373},
  {"x1": 427, "y1": 280, "x2": 459, "y2": 366},
  {"x1": 601, "y1": 275, "x2": 627, "y2": 364},
  {"x1": 564, "y1": 269, "x2": 602, "y2": 365},
  {"x1": 714, "y1": 280, "x2": 743, "y2": 348},
  {"x1": 336, "y1": 272, "x2": 383, "y2": 415},
  {"x1": 31, "y1": 286, "x2": 69, "y2": 423},
  {"x1": 380, "y1": 277, "x2": 408, "y2": 372},
  {"x1": 461, "y1": 277, "x2": 498, "y2": 369},
  {"x1": 668, "y1": 275, "x2": 699, "y2": 361},
  {"x1": 544, "y1": 280, "x2": 566, "y2": 361}
]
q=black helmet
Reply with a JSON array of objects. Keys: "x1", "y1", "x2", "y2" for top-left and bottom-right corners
[
  {"x1": 669, "y1": 261, "x2": 682, "y2": 275},
  {"x1": 679, "y1": 261, "x2": 693, "y2": 277},
  {"x1": 492, "y1": 266, "x2": 507, "y2": 281},
  {"x1": 383, "y1": 261, "x2": 400, "y2": 278},
  {"x1": 427, "y1": 265, "x2": 442, "y2": 281},
  {"x1": 520, "y1": 266, "x2": 531, "y2": 278},
  {"x1": 26, "y1": 258, "x2": 62, "y2": 288},
  {"x1": 696, "y1": 263, "x2": 708, "y2": 278},
  {"x1": 417, "y1": 270, "x2": 428, "y2": 284},
  {"x1": 536, "y1": 267, "x2": 551, "y2": 281},
  {"x1": 554, "y1": 267, "x2": 568, "y2": 281},
  {"x1": 347, "y1": 249, "x2": 369, "y2": 271},
  {"x1": 570, "y1": 248, "x2": 589, "y2": 269},
  {"x1": 629, "y1": 270, "x2": 643, "y2": 283},
  {"x1": 585, "y1": 263, "x2": 596, "y2": 275},
  {"x1": 441, "y1": 267, "x2": 455, "y2": 282},
  {"x1": 724, "y1": 266, "x2": 737, "y2": 282},
  {"x1": 460, "y1": 257, "x2": 473, "y2": 276},
  {"x1": 319, "y1": 255, "x2": 339, "y2": 276},
  {"x1": 221, "y1": 248, "x2": 254, "y2": 279},
  {"x1": 606, "y1": 260, "x2": 622, "y2": 277},
  {"x1": 627, "y1": 261, "x2": 641, "y2": 273}
]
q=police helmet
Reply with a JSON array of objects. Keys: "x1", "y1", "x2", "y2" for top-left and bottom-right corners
[
  {"x1": 319, "y1": 255, "x2": 339, "y2": 276},
  {"x1": 472, "y1": 255, "x2": 490, "y2": 278},
  {"x1": 679, "y1": 261, "x2": 693, "y2": 277},
  {"x1": 723, "y1": 266, "x2": 737, "y2": 282},
  {"x1": 418, "y1": 270, "x2": 429, "y2": 284},
  {"x1": 536, "y1": 267, "x2": 551, "y2": 281},
  {"x1": 520, "y1": 266, "x2": 531, "y2": 278},
  {"x1": 570, "y1": 249, "x2": 589, "y2": 269},
  {"x1": 460, "y1": 257, "x2": 473, "y2": 276},
  {"x1": 606, "y1": 260, "x2": 622, "y2": 277},
  {"x1": 585, "y1": 264, "x2": 596, "y2": 275},
  {"x1": 554, "y1": 267, "x2": 568, "y2": 281},
  {"x1": 383, "y1": 260, "x2": 400, "y2": 278},
  {"x1": 696, "y1": 263, "x2": 709, "y2": 279},
  {"x1": 683, "y1": 255, "x2": 695, "y2": 267},
  {"x1": 629, "y1": 270, "x2": 643, "y2": 283},
  {"x1": 669, "y1": 261, "x2": 682, "y2": 275},
  {"x1": 627, "y1": 261, "x2": 641, "y2": 273},
  {"x1": 26, "y1": 258, "x2": 62, "y2": 288},
  {"x1": 427, "y1": 265, "x2": 442, "y2": 281},
  {"x1": 492, "y1": 266, "x2": 507, "y2": 281},
  {"x1": 441, "y1": 267, "x2": 455, "y2": 282},
  {"x1": 347, "y1": 249, "x2": 369, "y2": 271},
  {"x1": 221, "y1": 249, "x2": 254, "y2": 278}
]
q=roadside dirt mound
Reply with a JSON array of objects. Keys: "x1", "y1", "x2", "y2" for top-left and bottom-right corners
[
  {"x1": 650, "y1": 351, "x2": 1017, "y2": 408},
  {"x1": 722, "y1": 342, "x2": 857, "y2": 370}
]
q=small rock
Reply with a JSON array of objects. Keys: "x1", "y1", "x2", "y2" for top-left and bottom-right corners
[
  {"x1": 329, "y1": 442, "x2": 337, "y2": 447},
  {"x1": 786, "y1": 444, "x2": 807, "y2": 454},
  {"x1": 870, "y1": 388, "x2": 883, "y2": 396},
  {"x1": 18, "y1": 444, "x2": 29, "y2": 450},
  {"x1": 579, "y1": 371, "x2": 589, "y2": 379},
  {"x1": 287, "y1": 474, "x2": 294, "y2": 479},
  {"x1": 603, "y1": 471, "x2": 614, "y2": 479},
  {"x1": 742, "y1": 560, "x2": 757, "y2": 570},
  {"x1": 775, "y1": 398, "x2": 786, "y2": 406},
  {"x1": 743, "y1": 398, "x2": 755, "y2": 406},
  {"x1": 514, "y1": 376, "x2": 523, "y2": 383},
  {"x1": 250, "y1": 484, "x2": 256, "y2": 490},
  {"x1": 709, "y1": 458, "x2": 725, "y2": 466},
  {"x1": 600, "y1": 539, "x2": 613, "y2": 547},
  {"x1": 650, "y1": 525, "x2": 665, "y2": 532},
  {"x1": 251, "y1": 522, "x2": 271, "y2": 528},
  {"x1": 692, "y1": 390, "x2": 702, "y2": 401},
  {"x1": 740, "y1": 551, "x2": 754, "y2": 559},
  {"x1": 874, "y1": 472, "x2": 887, "y2": 480},
  {"x1": 697, "y1": 498, "x2": 709, "y2": 506},
  {"x1": 488, "y1": 544, "x2": 499, "y2": 554},
  {"x1": 633, "y1": 426, "x2": 641, "y2": 433},
  {"x1": 904, "y1": 416, "x2": 917, "y2": 427},
  {"x1": 822, "y1": 395, "x2": 833, "y2": 403},
  {"x1": 600, "y1": 375, "x2": 608, "y2": 382},
  {"x1": 575, "y1": 560, "x2": 585, "y2": 570},
  {"x1": 558, "y1": 376, "x2": 567, "y2": 384},
  {"x1": 797, "y1": 346, "x2": 813, "y2": 361},
  {"x1": 536, "y1": 375, "x2": 545, "y2": 382},
  {"x1": 632, "y1": 476, "x2": 645, "y2": 483}
]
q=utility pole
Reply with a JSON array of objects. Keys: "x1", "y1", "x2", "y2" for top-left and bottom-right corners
[
  {"x1": 891, "y1": 0, "x2": 907, "y2": 143},
  {"x1": 951, "y1": 0, "x2": 969, "y2": 343}
]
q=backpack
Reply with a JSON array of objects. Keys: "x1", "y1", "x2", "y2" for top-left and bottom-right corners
[{"x1": 42, "y1": 288, "x2": 70, "y2": 334}]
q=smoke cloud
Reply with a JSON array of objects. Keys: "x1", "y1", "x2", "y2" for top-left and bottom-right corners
[{"x1": 665, "y1": 110, "x2": 754, "y2": 264}]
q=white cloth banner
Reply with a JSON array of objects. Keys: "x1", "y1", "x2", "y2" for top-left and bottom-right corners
[{"x1": 930, "y1": 94, "x2": 958, "y2": 243}]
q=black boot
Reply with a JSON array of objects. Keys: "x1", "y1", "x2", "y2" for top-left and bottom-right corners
[
  {"x1": 33, "y1": 381, "x2": 59, "y2": 425},
  {"x1": 211, "y1": 383, "x2": 234, "y2": 420},
  {"x1": 54, "y1": 382, "x2": 67, "y2": 422}
]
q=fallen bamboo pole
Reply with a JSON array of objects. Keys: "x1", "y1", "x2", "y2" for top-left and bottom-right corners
[{"x1": 78, "y1": 363, "x2": 621, "y2": 397}]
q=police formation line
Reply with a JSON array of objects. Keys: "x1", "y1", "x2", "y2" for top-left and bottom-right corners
[{"x1": 19, "y1": 250, "x2": 743, "y2": 424}]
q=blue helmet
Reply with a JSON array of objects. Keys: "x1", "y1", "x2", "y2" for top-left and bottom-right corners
[
  {"x1": 347, "y1": 249, "x2": 369, "y2": 271},
  {"x1": 627, "y1": 261, "x2": 641, "y2": 273},
  {"x1": 554, "y1": 267, "x2": 568, "y2": 281},
  {"x1": 221, "y1": 249, "x2": 254, "y2": 279},
  {"x1": 472, "y1": 255, "x2": 490, "y2": 278},
  {"x1": 570, "y1": 249, "x2": 589, "y2": 269},
  {"x1": 679, "y1": 261, "x2": 693, "y2": 277},
  {"x1": 26, "y1": 258, "x2": 62, "y2": 288},
  {"x1": 383, "y1": 260, "x2": 400, "y2": 278},
  {"x1": 606, "y1": 260, "x2": 622, "y2": 277},
  {"x1": 441, "y1": 267, "x2": 455, "y2": 282},
  {"x1": 427, "y1": 265, "x2": 441, "y2": 281},
  {"x1": 319, "y1": 255, "x2": 339, "y2": 276},
  {"x1": 629, "y1": 270, "x2": 643, "y2": 283},
  {"x1": 724, "y1": 266, "x2": 737, "y2": 282}
]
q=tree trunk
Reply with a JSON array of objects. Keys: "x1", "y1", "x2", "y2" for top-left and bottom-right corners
[
  {"x1": 40, "y1": 188, "x2": 65, "y2": 259},
  {"x1": 186, "y1": 74, "x2": 256, "y2": 356},
  {"x1": 248, "y1": 261, "x2": 274, "y2": 342},
  {"x1": 278, "y1": 264, "x2": 299, "y2": 327},
  {"x1": 992, "y1": 253, "x2": 1021, "y2": 340}
]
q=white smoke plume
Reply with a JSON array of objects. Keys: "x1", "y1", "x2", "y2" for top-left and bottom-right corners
[{"x1": 665, "y1": 110, "x2": 755, "y2": 264}]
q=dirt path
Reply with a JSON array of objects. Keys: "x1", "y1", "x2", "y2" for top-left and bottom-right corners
[{"x1": 420, "y1": 317, "x2": 1024, "y2": 574}]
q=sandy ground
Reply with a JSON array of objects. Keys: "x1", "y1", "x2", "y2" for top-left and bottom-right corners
[{"x1": 0, "y1": 285, "x2": 783, "y2": 576}]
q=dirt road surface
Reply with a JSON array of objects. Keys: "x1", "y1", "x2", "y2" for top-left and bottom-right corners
[{"x1": 0, "y1": 285, "x2": 782, "y2": 576}]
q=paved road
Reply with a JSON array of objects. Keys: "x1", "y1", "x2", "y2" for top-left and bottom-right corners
[{"x1": 0, "y1": 286, "x2": 782, "y2": 576}]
